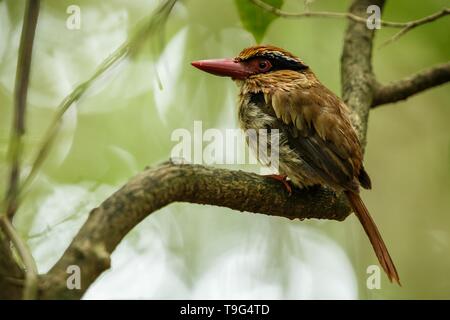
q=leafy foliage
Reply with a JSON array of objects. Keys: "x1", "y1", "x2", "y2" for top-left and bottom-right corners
[{"x1": 234, "y1": 0, "x2": 284, "y2": 43}]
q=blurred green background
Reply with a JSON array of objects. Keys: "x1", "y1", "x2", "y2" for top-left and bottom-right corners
[{"x1": 0, "y1": 0, "x2": 449, "y2": 299}]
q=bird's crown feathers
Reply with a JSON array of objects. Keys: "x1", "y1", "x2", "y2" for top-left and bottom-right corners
[{"x1": 236, "y1": 45, "x2": 308, "y2": 71}]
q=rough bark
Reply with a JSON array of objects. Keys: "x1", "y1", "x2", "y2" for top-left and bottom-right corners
[
  {"x1": 0, "y1": 230, "x2": 24, "y2": 300},
  {"x1": 341, "y1": 0, "x2": 383, "y2": 146},
  {"x1": 39, "y1": 162, "x2": 351, "y2": 299}
]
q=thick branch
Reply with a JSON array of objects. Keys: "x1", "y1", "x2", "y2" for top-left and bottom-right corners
[
  {"x1": 341, "y1": 0, "x2": 383, "y2": 146},
  {"x1": 0, "y1": 229, "x2": 24, "y2": 300},
  {"x1": 372, "y1": 62, "x2": 450, "y2": 107},
  {"x1": 39, "y1": 162, "x2": 350, "y2": 299}
]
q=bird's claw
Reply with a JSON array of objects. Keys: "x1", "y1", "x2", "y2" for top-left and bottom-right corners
[{"x1": 264, "y1": 174, "x2": 292, "y2": 196}]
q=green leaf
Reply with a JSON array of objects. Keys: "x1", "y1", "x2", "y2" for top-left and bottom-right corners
[{"x1": 234, "y1": 0, "x2": 284, "y2": 43}]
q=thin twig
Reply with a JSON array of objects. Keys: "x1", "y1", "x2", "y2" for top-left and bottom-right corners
[
  {"x1": 372, "y1": 62, "x2": 450, "y2": 107},
  {"x1": 19, "y1": 44, "x2": 129, "y2": 194},
  {"x1": 3, "y1": 0, "x2": 40, "y2": 219},
  {"x1": 380, "y1": 8, "x2": 450, "y2": 47},
  {"x1": 250, "y1": 0, "x2": 450, "y2": 44},
  {"x1": 0, "y1": 215, "x2": 38, "y2": 300},
  {"x1": 19, "y1": 0, "x2": 177, "y2": 198}
]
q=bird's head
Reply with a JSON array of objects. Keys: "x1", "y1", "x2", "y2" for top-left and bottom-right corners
[{"x1": 191, "y1": 45, "x2": 308, "y2": 82}]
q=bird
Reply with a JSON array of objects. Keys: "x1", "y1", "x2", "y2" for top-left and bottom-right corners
[{"x1": 191, "y1": 45, "x2": 400, "y2": 285}]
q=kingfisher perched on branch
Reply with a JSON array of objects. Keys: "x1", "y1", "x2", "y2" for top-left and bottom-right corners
[{"x1": 191, "y1": 45, "x2": 400, "y2": 284}]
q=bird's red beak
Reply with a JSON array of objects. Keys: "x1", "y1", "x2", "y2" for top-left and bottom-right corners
[{"x1": 191, "y1": 58, "x2": 252, "y2": 80}]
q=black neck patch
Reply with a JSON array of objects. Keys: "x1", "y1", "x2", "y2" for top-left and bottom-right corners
[{"x1": 258, "y1": 52, "x2": 308, "y2": 72}]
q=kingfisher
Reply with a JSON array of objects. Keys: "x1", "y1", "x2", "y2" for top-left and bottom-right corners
[{"x1": 191, "y1": 45, "x2": 399, "y2": 284}]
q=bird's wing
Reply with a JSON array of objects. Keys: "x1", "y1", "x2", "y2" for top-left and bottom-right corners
[{"x1": 266, "y1": 80, "x2": 369, "y2": 190}]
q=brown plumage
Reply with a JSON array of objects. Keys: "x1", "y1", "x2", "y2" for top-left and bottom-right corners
[{"x1": 192, "y1": 45, "x2": 400, "y2": 284}]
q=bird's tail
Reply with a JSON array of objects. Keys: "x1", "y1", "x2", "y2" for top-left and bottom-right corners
[{"x1": 345, "y1": 190, "x2": 400, "y2": 285}]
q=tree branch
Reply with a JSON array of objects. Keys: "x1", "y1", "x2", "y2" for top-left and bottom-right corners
[
  {"x1": 372, "y1": 62, "x2": 450, "y2": 107},
  {"x1": 381, "y1": 8, "x2": 450, "y2": 47},
  {"x1": 251, "y1": 0, "x2": 449, "y2": 45},
  {"x1": 4, "y1": 0, "x2": 40, "y2": 218},
  {"x1": 39, "y1": 161, "x2": 350, "y2": 299},
  {"x1": 341, "y1": 0, "x2": 383, "y2": 146},
  {"x1": 0, "y1": 216, "x2": 38, "y2": 300},
  {"x1": 0, "y1": 0, "x2": 40, "y2": 301},
  {"x1": 0, "y1": 229, "x2": 24, "y2": 300}
]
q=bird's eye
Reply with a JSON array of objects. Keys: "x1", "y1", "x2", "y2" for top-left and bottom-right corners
[{"x1": 257, "y1": 59, "x2": 271, "y2": 71}]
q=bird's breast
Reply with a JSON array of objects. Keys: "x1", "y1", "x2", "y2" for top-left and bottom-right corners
[
  {"x1": 238, "y1": 92, "x2": 278, "y2": 132},
  {"x1": 237, "y1": 92, "x2": 323, "y2": 188}
]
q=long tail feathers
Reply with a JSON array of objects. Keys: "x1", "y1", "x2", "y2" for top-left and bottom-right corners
[{"x1": 345, "y1": 190, "x2": 401, "y2": 285}]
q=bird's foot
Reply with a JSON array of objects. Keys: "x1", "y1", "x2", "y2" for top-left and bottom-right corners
[{"x1": 263, "y1": 174, "x2": 292, "y2": 195}]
